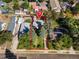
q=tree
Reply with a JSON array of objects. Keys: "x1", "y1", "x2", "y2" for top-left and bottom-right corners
[
  {"x1": 2, "y1": 0, "x2": 12, "y2": 3},
  {"x1": 13, "y1": 0, "x2": 19, "y2": 10},
  {"x1": 57, "y1": 16, "x2": 79, "y2": 50},
  {"x1": 48, "y1": 34, "x2": 72, "y2": 50},
  {"x1": 73, "y1": 37, "x2": 79, "y2": 50},
  {"x1": 66, "y1": 17, "x2": 79, "y2": 38},
  {"x1": 32, "y1": 28, "x2": 44, "y2": 49},
  {"x1": 0, "y1": 31, "x2": 12, "y2": 45},
  {"x1": 57, "y1": 17, "x2": 79, "y2": 38},
  {"x1": 38, "y1": 0, "x2": 43, "y2": 2},
  {"x1": 21, "y1": 0, "x2": 29, "y2": 9},
  {"x1": 75, "y1": 3, "x2": 79, "y2": 12},
  {"x1": 66, "y1": 18, "x2": 79, "y2": 50},
  {"x1": 18, "y1": 32, "x2": 30, "y2": 49}
]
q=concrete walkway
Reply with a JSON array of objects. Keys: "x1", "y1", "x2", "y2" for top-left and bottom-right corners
[
  {"x1": 11, "y1": 23, "x2": 20, "y2": 51},
  {"x1": 11, "y1": 16, "x2": 21, "y2": 51},
  {"x1": 69, "y1": 46, "x2": 76, "y2": 54},
  {"x1": 44, "y1": 37, "x2": 48, "y2": 50}
]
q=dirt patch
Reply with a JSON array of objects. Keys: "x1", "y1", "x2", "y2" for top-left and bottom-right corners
[{"x1": 0, "y1": 14, "x2": 12, "y2": 23}]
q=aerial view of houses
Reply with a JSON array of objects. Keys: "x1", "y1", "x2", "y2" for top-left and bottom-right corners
[{"x1": 0, "y1": 0, "x2": 79, "y2": 56}]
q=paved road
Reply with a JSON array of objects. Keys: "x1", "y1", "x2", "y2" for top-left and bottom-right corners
[
  {"x1": 17, "y1": 54, "x2": 79, "y2": 59},
  {"x1": 0, "y1": 52, "x2": 79, "y2": 59}
]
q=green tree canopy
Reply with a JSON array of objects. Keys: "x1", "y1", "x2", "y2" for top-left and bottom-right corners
[
  {"x1": 0, "y1": 31, "x2": 12, "y2": 45},
  {"x1": 2, "y1": 0, "x2": 12, "y2": 3},
  {"x1": 32, "y1": 28, "x2": 44, "y2": 49},
  {"x1": 20, "y1": 0, "x2": 29, "y2": 9},
  {"x1": 57, "y1": 16, "x2": 79, "y2": 50},
  {"x1": 75, "y1": 3, "x2": 79, "y2": 12},
  {"x1": 65, "y1": 17, "x2": 79, "y2": 38},
  {"x1": 73, "y1": 37, "x2": 79, "y2": 50},
  {"x1": 48, "y1": 34, "x2": 72, "y2": 50},
  {"x1": 13, "y1": 0, "x2": 19, "y2": 10},
  {"x1": 18, "y1": 32, "x2": 30, "y2": 49}
]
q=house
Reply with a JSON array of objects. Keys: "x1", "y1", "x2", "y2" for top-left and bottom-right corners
[
  {"x1": 49, "y1": 0, "x2": 61, "y2": 12},
  {"x1": 8, "y1": 16, "x2": 16, "y2": 33}
]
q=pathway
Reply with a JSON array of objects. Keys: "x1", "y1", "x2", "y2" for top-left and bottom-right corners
[{"x1": 11, "y1": 17, "x2": 20, "y2": 51}]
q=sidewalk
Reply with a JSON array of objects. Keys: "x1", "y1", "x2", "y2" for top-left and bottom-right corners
[{"x1": 15, "y1": 49, "x2": 79, "y2": 54}]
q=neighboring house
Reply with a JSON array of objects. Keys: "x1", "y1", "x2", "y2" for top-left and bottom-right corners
[
  {"x1": 49, "y1": 0, "x2": 61, "y2": 12},
  {"x1": 8, "y1": 16, "x2": 16, "y2": 33},
  {"x1": 8, "y1": 16, "x2": 25, "y2": 34}
]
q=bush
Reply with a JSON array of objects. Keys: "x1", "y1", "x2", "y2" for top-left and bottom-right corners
[
  {"x1": 25, "y1": 19, "x2": 31, "y2": 23},
  {"x1": 13, "y1": 3, "x2": 19, "y2": 10},
  {"x1": 2, "y1": 0, "x2": 12, "y2": 3},
  {"x1": 73, "y1": 37, "x2": 79, "y2": 50},
  {"x1": 75, "y1": 3, "x2": 79, "y2": 12},
  {"x1": 13, "y1": 0, "x2": 19, "y2": 10},
  {"x1": 20, "y1": 0, "x2": 29, "y2": 9},
  {"x1": 18, "y1": 32, "x2": 30, "y2": 49},
  {"x1": 0, "y1": 31, "x2": 12, "y2": 45},
  {"x1": 32, "y1": 28, "x2": 44, "y2": 49},
  {"x1": 48, "y1": 34, "x2": 72, "y2": 50}
]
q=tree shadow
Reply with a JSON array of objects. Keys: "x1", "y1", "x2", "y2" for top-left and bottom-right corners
[{"x1": 5, "y1": 49, "x2": 17, "y2": 59}]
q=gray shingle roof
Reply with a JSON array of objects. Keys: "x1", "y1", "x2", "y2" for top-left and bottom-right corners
[{"x1": 8, "y1": 16, "x2": 16, "y2": 32}]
